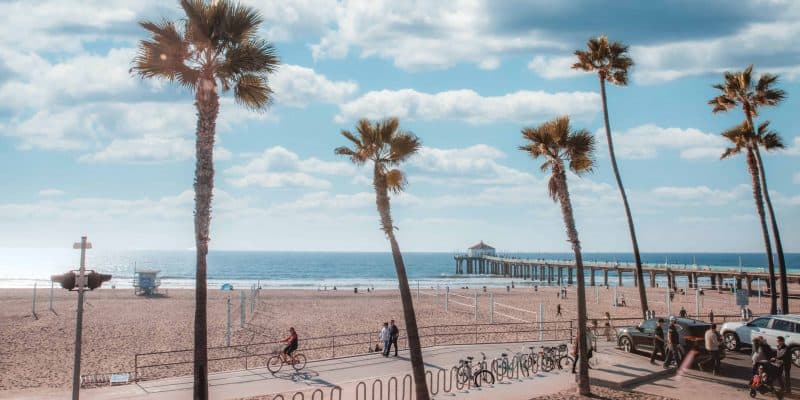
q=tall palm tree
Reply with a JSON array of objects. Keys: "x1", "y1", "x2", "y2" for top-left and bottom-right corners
[
  {"x1": 709, "y1": 66, "x2": 787, "y2": 313},
  {"x1": 132, "y1": 1, "x2": 279, "y2": 397},
  {"x1": 335, "y1": 118, "x2": 430, "y2": 400},
  {"x1": 572, "y1": 36, "x2": 648, "y2": 317},
  {"x1": 519, "y1": 116, "x2": 595, "y2": 395},
  {"x1": 719, "y1": 122, "x2": 776, "y2": 313}
]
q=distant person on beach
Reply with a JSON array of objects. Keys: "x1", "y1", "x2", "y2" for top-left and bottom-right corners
[
  {"x1": 708, "y1": 309, "x2": 714, "y2": 323},
  {"x1": 280, "y1": 327, "x2": 299, "y2": 362},
  {"x1": 556, "y1": 304, "x2": 562, "y2": 318},
  {"x1": 388, "y1": 320, "x2": 400, "y2": 357},
  {"x1": 679, "y1": 306, "x2": 687, "y2": 318},
  {"x1": 379, "y1": 322, "x2": 391, "y2": 357},
  {"x1": 650, "y1": 318, "x2": 666, "y2": 364}
]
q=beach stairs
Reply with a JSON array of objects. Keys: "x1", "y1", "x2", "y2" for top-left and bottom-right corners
[{"x1": 80, "y1": 372, "x2": 132, "y2": 388}]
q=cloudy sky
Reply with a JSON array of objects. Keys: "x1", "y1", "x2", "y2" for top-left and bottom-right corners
[{"x1": 0, "y1": 0, "x2": 798, "y2": 252}]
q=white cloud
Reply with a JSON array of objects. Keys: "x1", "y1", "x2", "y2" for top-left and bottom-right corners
[
  {"x1": 78, "y1": 136, "x2": 232, "y2": 164},
  {"x1": 38, "y1": 189, "x2": 65, "y2": 197},
  {"x1": 632, "y1": 21, "x2": 800, "y2": 83},
  {"x1": 649, "y1": 185, "x2": 749, "y2": 206},
  {"x1": 527, "y1": 55, "x2": 584, "y2": 79},
  {"x1": 0, "y1": 48, "x2": 142, "y2": 110},
  {"x1": 335, "y1": 89, "x2": 599, "y2": 124},
  {"x1": 225, "y1": 146, "x2": 357, "y2": 189},
  {"x1": 242, "y1": 0, "x2": 338, "y2": 41},
  {"x1": 311, "y1": 0, "x2": 563, "y2": 70},
  {"x1": 272, "y1": 64, "x2": 358, "y2": 107},
  {"x1": 2, "y1": 99, "x2": 269, "y2": 161},
  {"x1": 598, "y1": 124, "x2": 726, "y2": 160},
  {"x1": 410, "y1": 145, "x2": 534, "y2": 186},
  {"x1": 784, "y1": 137, "x2": 800, "y2": 156}
]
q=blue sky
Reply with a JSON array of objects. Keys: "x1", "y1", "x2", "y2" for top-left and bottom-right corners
[{"x1": 0, "y1": 0, "x2": 798, "y2": 252}]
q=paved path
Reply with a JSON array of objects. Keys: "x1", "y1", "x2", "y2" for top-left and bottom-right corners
[{"x1": 14, "y1": 340, "x2": 771, "y2": 400}]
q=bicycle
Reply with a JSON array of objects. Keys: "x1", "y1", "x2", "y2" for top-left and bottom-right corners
[
  {"x1": 267, "y1": 350, "x2": 307, "y2": 373},
  {"x1": 455, "y1": 352, "x2": 494, "y2": 387},
  {"x1": 518, "y1": 345, "x2": 539, "y2": 375},
  {"x1": 491, "y1": 352, "x2": 515, "y2": 378}
]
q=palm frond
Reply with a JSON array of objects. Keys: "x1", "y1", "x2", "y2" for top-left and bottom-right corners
[
  {"x1": 760, "y1": 132, "x2": 785, "y2": 150},
  {"x1": 720, "y1": 147, "x2": 740, "y2": 160},
  {"x1": 221, "y1": 1, "x2": 263, "y2": 45},
  {"x1": 181, "y1": 0, "x2": 212, "y2": 47},
  {"x1": 218, "y1": 39, "x2": 280, "y2": 80},
  {"x1": 565, "y1": 129, "x2": 595, "y2": 174},
  {"x1": 388, "y1": 132, "x2": 421, "y2": 163},
  {"x1": 385, "y1": 169, "x2": 406, "y2": 194},
  {"x1": 233, "y1": 74, "x2": 272, "y2": 109},
  {"x1": 547, "y1": 175, "x2": 559, "y2": 202},
  {"x1": 132, "y1": 19, "x2": 198, "y2": 88},
  {"x1": 340, "y1": 129, "x2": 362, "y2": 147}
]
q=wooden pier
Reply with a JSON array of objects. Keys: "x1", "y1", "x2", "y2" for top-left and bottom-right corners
[{"x1": 454, "y1": 255, "x2": 799, "y2": 293}]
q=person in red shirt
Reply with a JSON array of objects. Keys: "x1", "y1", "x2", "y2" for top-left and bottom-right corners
[{"x1": 281, "y1": 327, "x2": 299, "y2": 362}]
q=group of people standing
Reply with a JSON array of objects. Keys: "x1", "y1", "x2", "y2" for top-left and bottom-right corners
[
  {"x1": 378, "y1": 320, "x2": 400, "y2": 357},
  {"x1": 752, "y1": 335, "x2": 793, "y2": 394}
]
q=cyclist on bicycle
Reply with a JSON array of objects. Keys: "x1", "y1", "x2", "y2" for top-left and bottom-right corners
[{"x1": 281, "y1": 327, "x2": 299, "y2": 362}]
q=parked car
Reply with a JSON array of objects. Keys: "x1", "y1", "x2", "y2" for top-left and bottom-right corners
[
  {"x1": 616, "y1": 317, "x2": 718, "y2": 360},
  {"x1": 720, "y1": 314, "x2": 800, "y2": 367}
]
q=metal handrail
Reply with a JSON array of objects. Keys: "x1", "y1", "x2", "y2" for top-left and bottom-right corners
[{"x1": 132, "y1": 315, "x2": 742, "y2": 380}]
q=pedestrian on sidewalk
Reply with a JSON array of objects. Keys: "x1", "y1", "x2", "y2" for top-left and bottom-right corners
[
  {"x1": 664, "y1": 317, "x2": 681, "y2": 368},
  {"x1": 650, "y1": 319, "x2": 666, "y2": 364},
  {"x1": 379, "y1": 322, "x2": 391, "y2": 357},
  {"x1": 704, "y1": 323, "x2": 721, "y2": 375},
  {"x1": 388, "y1": 319, "x2": 400, "y2": 357},
  {"x1": 752, "y1": 336, "x2": 770, "y2": 376},
  {"x1": 773, "y1": 336, "x2": 792, "y2": 394},
  {"x1": 572, "y1": 328, "x2": 594, "y2": 374}
]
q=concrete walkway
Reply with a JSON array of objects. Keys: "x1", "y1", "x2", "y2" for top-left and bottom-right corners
[{"x1": 2, "y1": 341, "x2": 705, "y2": 400}]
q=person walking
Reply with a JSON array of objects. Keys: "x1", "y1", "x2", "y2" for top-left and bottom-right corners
[
  {"x1": 650, "y1": 318, "x2": 666, "y2": 364},
  {"x1": 379, "y1": 322, "x2": 391, "y2": 357},
  {"x1": 556, "y1": 303, "x2": 562, "y2": 318},
  {"x1": 708, "y1": 309, "x2": 714, "y2": 323},
  {"x1": 704, "y1": 323, "x2": 721, "y2": 375},
  {"x1": 572, "y1": 328, "x2": 594, "y2": 373},
  {"x1": 679, "y1": 306, "x2": 687, "y2": 318},
  {"x1": 773, "y1": 336, "x2": 792, "y2": 393},
  {"x1": 752, "y1": 336, "x2": 770, "y2": 376},
  {"x1": 388, "y1": 319, "x2": 400, "y2": 357},
  {"x1": 663, "y1": 317, "x2": 681, "y2": 368}
]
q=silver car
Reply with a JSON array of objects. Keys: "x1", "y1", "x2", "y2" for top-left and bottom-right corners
[{"x1": 720, "y1": 314, "x2": 800, "y2": 367}]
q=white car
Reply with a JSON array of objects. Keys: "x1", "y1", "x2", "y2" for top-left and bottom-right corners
[{"x1": 720, "y1": 314, "x2": 800, "y2": 367}]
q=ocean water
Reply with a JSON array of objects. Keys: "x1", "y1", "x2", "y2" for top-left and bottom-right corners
[{"x1": 0, "y1": 249, "x2": 798, "y2": 290}]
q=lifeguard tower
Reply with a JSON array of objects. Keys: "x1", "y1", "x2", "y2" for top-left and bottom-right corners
[{"x1": 133, "y1": 269, "x2": 161, "y2": 296}]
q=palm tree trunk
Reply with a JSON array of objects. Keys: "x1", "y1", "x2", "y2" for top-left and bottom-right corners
[
  {"x1": 373, "y1": 164, "x2": 430, "y2": 400},
  {"x1": 193, "y1": 77, "x2": 218, "y2": 400},
  {"x1": 599, "y1": 78, "x2": 648, "y2": 317},
  {"x1": 752, "y1": 145, "x2": 787, "y2": 313},
  {"x1": 554, "y1": 163, "x2": 590, "y2": 396},
  {"x1": 744, "y1": 146, "x2": 776, "y2": 314}
]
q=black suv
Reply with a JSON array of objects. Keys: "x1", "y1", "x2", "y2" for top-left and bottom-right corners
[{"x1": 616, "y1": 317, "x2": 716, "y2": 359}]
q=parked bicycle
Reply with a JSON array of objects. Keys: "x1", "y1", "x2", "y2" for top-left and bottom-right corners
[
  {"x1": 491, "y1": 352, "x2": 516, "y2": 378},
  {"x1": 267, "y1": 350, "x2": 307, "y2": 373},
  {"x1": 455, "y1": 352, "x2": 494, "y2": 387}
]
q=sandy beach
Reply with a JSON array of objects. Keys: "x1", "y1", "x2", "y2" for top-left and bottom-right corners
[{"x1": 1, "y1": 284, "x2": 796, "y2": 394}]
